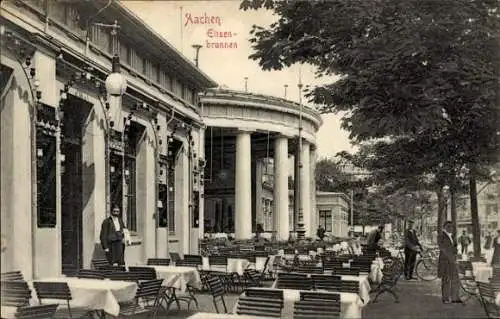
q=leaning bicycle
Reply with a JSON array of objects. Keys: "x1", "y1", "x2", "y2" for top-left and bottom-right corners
[{"x1": 415, "y1": 248, "x2": 439, "y2": 281}]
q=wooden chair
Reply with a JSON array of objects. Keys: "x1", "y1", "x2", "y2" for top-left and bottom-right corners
[
  {"x1": 295, "y1": 266, "x2": 323, "y2": 274},
  {"x1": 236, "y1": 295, "x2": 283, "y2": 317},
  {"x1": 202, "y1": 273, "x2": 228, "y2": 313},
  {"x1": 293, "y1": 298, "x2": 341, "y2": 319},
  {"x1": 372, "y1": 257, "x2": 400, "y2": 303},
  {"x1": 90, "y1": 259, "x2": 109, "y2": 270},
  {"x1": 1, "y1": 280, "x2": 32, "y2": 307},
  {"x1": 350, "y1": 261, "x2": 372, "y2": 273},
  {"x1": 339, "y1": 280, "x2": 359, "y2": 294},
  {"x1": 118, "y1": 279, "x2": 163, "y2": 317},
  {"x1": 147, "y1": 258, "x2": 171, "y2": 266},
  {"x1": 300, "y1": 291, "x2": 340, "y2": 302},
  {"x1": 128, "y1": 266, "x2": 157, "y2": 280},
  {"x1": 457, "y1": 260, "x2": 478, "y2": 303},
  {"x1": 333, "y1": 267, "x2": 360, "y2": 276},
  {"x1": 1, "y1": 271, "x2": 24, "y2": 281},
  {"x1": 209, "y1": 255, "x2": 228, "y2": 267},
  {"x1": 14, "y1": 304, "x2": 59, "y2": 319},
  {"x1": 477, "y1": 281, "x2": 500, "y2": 318},
  {"x1": 169, "y1": 252, "x2": 182, "y2": 264},
  {"x1": 179, "y1": 254, "x2": 203, "y2": 267},
  {"x1": 105, "y1": 271, "x2": 141, "y2": 282},
  {"x1": 76, "y1": 269, "x2": 104, "y2": 280},
  {"x1": 245, "y1": 288, "x2": 284, "y2": 300},
  {"x1": 275, "y1": 273, "x2": 313, "y2": 290},
  {"x1": 33, "y1": 281, "x2": 93, "y2": 318},
  {"x1": 95, "y1": 265, "x2": 126, "y2": 277},
  {"x1": 311, "y1": 275, "x2": 342, "y2": 291},
  {"x1": 321, "y1": 258, "x2": 343, "y2": 272}
]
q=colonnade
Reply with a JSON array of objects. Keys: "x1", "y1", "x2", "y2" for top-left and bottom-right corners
[{"x1": 233, "y1": 129, "x2": 315, "y2": 240}]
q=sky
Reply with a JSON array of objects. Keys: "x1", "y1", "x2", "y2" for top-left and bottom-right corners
[{"x1": 122, "y1": 0, "x2": 353, "y2": 159}]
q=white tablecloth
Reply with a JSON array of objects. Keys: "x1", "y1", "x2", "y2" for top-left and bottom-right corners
[
  {"x1": 235, "y1": 288, "x2": 364, "y2": 319},
  {"x1": 146, "y1": 265, "x2": 202, "y2": 292},
  {"x1": 271, "y1": 274, "x2": 371, "y2": 305},
  {"x1": 201, "y1": 258, "x2": 250, "y2": 275},
  {"x1": 1, "y1": 306, "x2": 18, "y2": 319},
  {"x1": 472, "y1": 262, "x2": 493, "y2": 283},
  {"x1": 187, "y1": 312, "x2": 274, "y2": 319},
  {"x1": 370, "y1": 258, "x2": 384, "y2": 283},
  {"x1": 35, "y1": 277, "x2": 137, "y2": 316}
]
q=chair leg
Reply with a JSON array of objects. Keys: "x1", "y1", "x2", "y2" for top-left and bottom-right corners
[
  {"x1": 222, "y1": 296, "x2": 228, "y2": 313},
  {"x1": 213, "y1": 298, "x2": 219, "y2": 313}
]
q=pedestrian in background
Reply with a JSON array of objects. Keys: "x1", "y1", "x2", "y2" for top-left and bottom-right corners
[
  {"x1": 404, "y1": 220, "x2": 422, "y2": 280},
  {"x1": 491, "y1": 229, "x2": 500, "y2": 266},
  {"x1": 458, "y1": 230, "x2": 471, "y2": 257}
]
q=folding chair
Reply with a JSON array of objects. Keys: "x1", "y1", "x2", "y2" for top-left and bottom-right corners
[{"x1": 14, "y1": 304, "x2": 59, "y2": 319}]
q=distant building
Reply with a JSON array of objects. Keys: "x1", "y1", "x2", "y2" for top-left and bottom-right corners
[{"x1": 315, "y1": 192, "x2": 350, "y2": 238}]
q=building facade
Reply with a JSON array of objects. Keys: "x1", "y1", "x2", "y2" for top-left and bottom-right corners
[
  {"x1": 316, "y1": 192, "x2": 350, "y2": 238},
  {"x1": 1, "y1": 0, "x2": 216, "y2": 279},
  {"x1": 200, "y1": 88, "x2": 323, "y2": 240}
]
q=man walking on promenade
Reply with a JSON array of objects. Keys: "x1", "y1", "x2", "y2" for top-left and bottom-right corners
[{"x1": 458, "y1": 230, "x2": 471, "y2": 257}]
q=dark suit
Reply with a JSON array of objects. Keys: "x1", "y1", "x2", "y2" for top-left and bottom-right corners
[
  {"x1": 99, "y1": 216, "x2": 126, "y2": 266},
  {"x1": 366, "y1": 229, "x2": 382, "y2": 253},
  {"x1": 438, "y1": 231, "x2": 459, "y2": 301},
  {"x1": 404, "y1": 228, "x2": 421, "y2": 279}
]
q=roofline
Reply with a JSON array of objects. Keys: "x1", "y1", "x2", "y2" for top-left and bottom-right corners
[
  {"x1": 114, "y1": 0, "x2": 218, "y2": 89},
  {"x1": 202, "y1": 87, "x2": 324, "y2": 126}
]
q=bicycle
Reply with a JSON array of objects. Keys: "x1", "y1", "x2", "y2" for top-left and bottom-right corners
[{"x1": 415, "y1": 248, "x2": 439, "y2": 281}]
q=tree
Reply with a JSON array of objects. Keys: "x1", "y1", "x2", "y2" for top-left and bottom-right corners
[{"x1": 242, "y1": 0, "x2": 500, "y2": 256}]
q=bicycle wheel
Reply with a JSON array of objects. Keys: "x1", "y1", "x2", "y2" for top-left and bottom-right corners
[{"x1": 415, "y1": 258, "x2": 438, "y2": 281}]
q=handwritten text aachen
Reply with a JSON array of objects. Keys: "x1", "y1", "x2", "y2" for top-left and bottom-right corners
[{"x1": 184, "y1": 12, "x2": 238, "y2": 49}]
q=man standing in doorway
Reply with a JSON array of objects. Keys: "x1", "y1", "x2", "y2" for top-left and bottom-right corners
[
  {"x1": 100, "y1": 206, "x2": 130, "y2": 266},
  {"x1": 404, "y1": 220, "x2": 422, "y2": 280}
]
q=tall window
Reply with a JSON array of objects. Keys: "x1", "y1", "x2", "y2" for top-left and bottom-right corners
[
  {"x1": 167, "y1": 163, "x2": 175, "y2": 233},
  {"x1": 123, "y1": 121, "x2": 144, "y2": 232},
  {"x1": 319, "y1": 210, "x2": 332, "y2": 232},
  {"x1": 158, "y1": 160, "x2": 168, "y2": 227},
  {"x1": 109, "y1": 152, "x2": 123, "y2": 212},
  {"x1": 36, "y1": 129, "x2": 57, "y2": 228}
]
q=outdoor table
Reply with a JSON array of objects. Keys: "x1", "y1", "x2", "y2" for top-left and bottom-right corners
[
  {"x1": 187, "y1": 312, "x2": 274, "y2": 319},
  {"x1": 202, "y1": 258, "x2": 250, "y2": 276},
  {"x1": 34, "y1": 277, "x2": 137, "y2": 316},
  {"x1": 1, "y1": 306, "x2": 18, "y2": 319},
  {"x1": 234, "y1": 287, "x2": 364, "y2": 319},
  {"x1": 271, "y1": 274, "x2": 371, "y2": 304},
  {"x1": 145, "y1": 265, "x2": 202, "y2": 292},
  {"x1": 472, "y1": 262, "x2": 492, "y2": 283}
]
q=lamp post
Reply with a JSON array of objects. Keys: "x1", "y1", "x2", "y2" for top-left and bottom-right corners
[
  {"x1": 192, "y1": 44, "x2": 202, "y2": 67},
  {"x1": 284, "y1": 84, "x2": 288, "y2": 99},
  {"x1": 244, "y1": 77, "x2": 248, "y2": 92},
  {"x1": 296, "y1": 67, "x2": 305, "y2": 239}
]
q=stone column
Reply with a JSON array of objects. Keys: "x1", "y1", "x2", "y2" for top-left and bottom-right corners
[
  {"x1": 234, "y1": 130, "x2": 252, "y2": 239},
  {"x1": 300, "y1": 141, "x2": 311, "y2": 237},
  {"x1": 310, "y1": 147, "x2": 317, "y2": 236},
  {"x1": 273, "y1": 135, "x2": 289, "y2": 240}
]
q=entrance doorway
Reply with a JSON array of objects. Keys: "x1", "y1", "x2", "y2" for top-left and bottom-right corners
[{"x1": 61, "y1": 97, "x2": 90, "y2": 275}]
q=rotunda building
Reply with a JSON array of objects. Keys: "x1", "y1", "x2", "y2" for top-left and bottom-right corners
[{"x1": 199, "y1": 88, "x2": 323, "y2": 240}]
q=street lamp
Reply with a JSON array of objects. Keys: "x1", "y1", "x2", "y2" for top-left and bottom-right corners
[
  {"x1": 244, "y1": 77, "x2": 249, "y2": 92},
  {"x1": 296, "y1": 66, "x2": 305, "y2": 239},
  {"x1": 284, "y1": 84, "x2": 288, "y2": 99},
  {"x1": 192, "y1": 44, "x2": 202, "y2": 67}
]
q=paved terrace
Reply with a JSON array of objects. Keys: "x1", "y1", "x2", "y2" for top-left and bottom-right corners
[{"x1": 133, "y1": 279, "x2": 485, "y2": 318}]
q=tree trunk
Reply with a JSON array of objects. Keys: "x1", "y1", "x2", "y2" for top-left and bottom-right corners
[
  {"x1": 450, "y1": 188, "x2": 457, "y2": 238},
  {"x1": 437, "y1": 190, "x2": 444, "y2": 234},
  {"x1": 469, "y1": 171, "x2": 482, "y2": 258}
]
